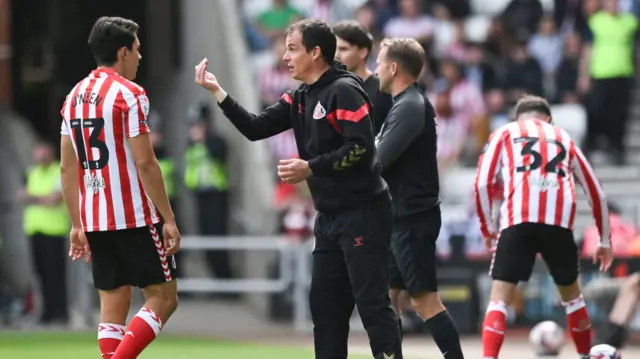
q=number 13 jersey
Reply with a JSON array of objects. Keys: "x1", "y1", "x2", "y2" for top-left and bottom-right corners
[
  {"x1": 60, "y1": 68, "x2": 160, "y2": 232},
  {"x1": 474, "y1": 118, "x2": 610, "y2": 246}
]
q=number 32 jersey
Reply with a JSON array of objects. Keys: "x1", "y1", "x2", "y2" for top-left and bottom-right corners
[
  {"x1": 474, "y1": 118, "x2": 610, "y2": 246},
  {"x1": 60, "y1": 68, "x2": 160, "y2": 232}
]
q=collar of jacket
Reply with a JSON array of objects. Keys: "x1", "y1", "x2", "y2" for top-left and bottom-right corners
[{"x1": 300, "y1": 60, "x2": 363, "y2": 92}]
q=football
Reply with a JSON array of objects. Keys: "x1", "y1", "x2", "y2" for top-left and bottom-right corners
[
  {"x1": 529, "y1": 321, "x2": 565, "y2": 356},
  {"x1": 589, "y1": 344, "x2": 621, "y2": 358}
]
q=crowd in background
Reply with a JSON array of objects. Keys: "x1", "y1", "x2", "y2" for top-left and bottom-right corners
[
  {"x1": 5, "y1": 0, "x2": 640, "y2": 328},
  {"x1": 241, "y1": 0, "x2": 616, "y2": 236}
]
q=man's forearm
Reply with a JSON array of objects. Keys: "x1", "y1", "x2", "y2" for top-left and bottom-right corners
[
  {"x1": 61, "y1": 167, "x2": 82, "y2": 229},
  {"x1": 137, "y1": 161, "x2": 175, "y2": 222}
]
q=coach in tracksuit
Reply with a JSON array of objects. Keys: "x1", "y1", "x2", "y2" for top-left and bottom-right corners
[
  {"x1": 195, "y1": 18, "x2": 401, "y2": 359},
  {"x1": 375, "y1": 38, "x2": 464, "y2": 359}
]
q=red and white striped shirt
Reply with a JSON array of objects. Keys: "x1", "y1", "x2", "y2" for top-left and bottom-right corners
[
  {"x1": 60, "y1": 68, "x2": 160, "y2": 232},
  {"x1": 474, "y1": 118, "x2": 610, "y2": 247}
]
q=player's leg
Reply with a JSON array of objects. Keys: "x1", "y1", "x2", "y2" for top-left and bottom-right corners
[
  {"x1": 339, "y1": 200, "x2": 402, "y2": 359},
  {"x1": 111, "y1": 225, "x2": 178, "y2": 359},
  {"x1": 393, "y1": 208, "x2": 464, "y2": 359},
  {"x1": 483, "y1": 223, "x2": 537, "y2": 359},
  {"x1": 541, "y1": 226, "x2": 591, "y2": 358},
  {"x1": 86, "y1": 231, "x2": 132, "y2": 359},
  {"x1": 309, "y1": 214, "x2": 355, "y2": 359},
  {"x1": 599, "y1": 273, "x2": 640, "y2": 348}
]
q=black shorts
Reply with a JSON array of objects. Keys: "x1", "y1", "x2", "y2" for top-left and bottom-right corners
[
  {"x1": 86, "y1": 224, "x2": 176, "y2": 290},
  {"x1": 389, "y1": 206, "x2": 441, "y2": 295},
  {"x1": 490, "y1": 222, "x2": 579, "y2": 285}
]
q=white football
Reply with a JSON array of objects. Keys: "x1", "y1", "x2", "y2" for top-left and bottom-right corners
[
  {"x1": 529, "y1": 321, "x2": 565, "y2": 356},
  {"x1": 589, "y1": 344, "x2": 621, "y2": 359}
]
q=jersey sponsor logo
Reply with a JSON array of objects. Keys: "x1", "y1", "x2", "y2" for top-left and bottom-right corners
[
  {"x1": 312, "y1": 101, "x2": 326, "y2": 120},
  {"x1": 537, "y1": 176, "x2": 560, "y2": 192},
  {"x1": 84, "y1": 174, "x2": 105, "y2": 194}
]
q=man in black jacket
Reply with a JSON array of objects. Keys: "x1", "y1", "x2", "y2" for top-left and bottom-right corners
[
  {"x1": 375, "y1": 38, "x2": 464, "y2": 359},
  {"x1": 333, "y1": 20, "x2": 393, "y2": 135},
  {"x1": 195, "y1": 18, "x2": 401, "y2": 359}
]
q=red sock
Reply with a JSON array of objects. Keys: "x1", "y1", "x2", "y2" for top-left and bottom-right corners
[
  {"x1": 98, "y1": 323, "x2": 125, "y2": 359},
  {"x1": 112, "y1": 307, "x2": 163, "y2": 359},
  {"x1": 563, "y1": 295, "x2": 591, "y2": 356},
  {"x1": 482, "y1": 301, "x2": 508, "y2": 359}
]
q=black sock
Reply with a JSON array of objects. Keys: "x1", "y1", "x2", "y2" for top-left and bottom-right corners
[
  {"x1": 604, "y1": 322, "x2": 627, "y2": 348},
  {"x1": 398, "y1": 317, "x2": 403, "y2": 342},
  {"x1": 425, "y1": 310, "x2": 464, "y2": 359}
]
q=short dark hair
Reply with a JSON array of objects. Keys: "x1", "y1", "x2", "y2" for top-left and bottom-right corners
[
  {"x1": 514, "y1": 95, "x2": 552, "y2": 119},
  {"x1": 333, "y1": 20, "x2": 374, "y2": 55},
  {"x1": 88, "y1": 16, "x2": 139, "y2": 66},
  {"x1": 380, "y1": 38, "x2": 425, "y2": 79},
  {"x1": 286, "y1": 18, "x2": 336, "y2": 65}
]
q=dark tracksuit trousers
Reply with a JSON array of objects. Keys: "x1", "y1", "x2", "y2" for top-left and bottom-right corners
[
  {"x1": 196, "y1": 190, "x2": 232, "y2": 280},
  {"x1": 585, "y1": 77, "x2": 633, "y2": 160},
  {"x1": 30, "y1": 233, "x2": 68, "y2": 323},
  {"x1": 310, "y1": 196, "x2": 402, "y2": 359}
]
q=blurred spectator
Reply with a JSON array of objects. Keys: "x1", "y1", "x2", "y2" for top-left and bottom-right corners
[
  {"x1": 483, "y1": 18, "x2": 511, "y2": 58},
  {"x1": 527, "y1": 16, "x2": 564, "y2": 97},
  {"x1": 256, "y1": 0, "x2": 304, "y2": 41},
  {"x1": 369, "y1": 0, "x2": 398, "y2": 31},
  {"x1": 19, "y1": 142, "x2": 68, "y2": 325},
  {"x1": 504, "y1": 41, "x2": 544, "y2": 103},
  {"x1": 305, "y1": 0, "x2": 354, "y2": 24},
  {"x1": 430, "y1": 3, "x2": 457, "y2": 57},
  {"x1": 268, "y1": 130, "x2": 298, "y2": 164},
  {"x1": 434, "y1": 90, "x2": 466, "y2": 171},
  {"x1": 485, "y1": 89, "x2": 510, "y2": 131},
  {"x1": 435, "y1": 58, "x2": 487, "y2": 161},
  {"x1": 384, "y1": 0, "x2": 434, "y2": 45},
  {"x1": 576, "y1": 0, "x2": 602, "y2": 39},
  {"x1": 555, "y1": 32, "x2": 582, "y2": 104},
  {"x1": 355, "y1": 2, "x2": 382, "y2": 38},
  {"x1": 582, "y1": 203, "x2": 638, "y2": 257},
  {"x1": 463, "y1": 42, "x2": 499, "y2": 92},
  {"x1": 427, "y1": 0, "x2": 471, "y2": 20},
  {"x1": 184, "y1": 107, "x2": 234, "y2": 286},
  {"x1": 441, "y1": 21, "x2": 467, "y2": 62},
  {"x1": 237, "y1": 0, "x2": 270, "y2": 52},
  {"x1": 276, "y1": 183, "x2": 315, "y2": 239},
  {"x1": 500, "y1": 0, "x2": 544, "y2": 40},
  {"x1": 555, "y1": 0, "x2": 590, "y2": 37},
  {"x1": 258, "y1": 35, "x2": 299, "y2": 108},
  {"x1": 437, "y1": 58, "x2": 485, "y2": 132},
  {"x1": 580, "y1": 0, "x2": 637, "y2": 165}
]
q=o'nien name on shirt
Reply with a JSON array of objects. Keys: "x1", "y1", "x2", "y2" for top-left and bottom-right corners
[{"x1": 72, "y1": 92, "x2": 103, "y2": 108}]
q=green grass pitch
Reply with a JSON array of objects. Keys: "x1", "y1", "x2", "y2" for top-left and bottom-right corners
[{"x1": 0, "y1": 331, "x2": 377, "y2": 359}]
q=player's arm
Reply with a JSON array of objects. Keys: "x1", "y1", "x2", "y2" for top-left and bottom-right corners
[
  {"x1": 570, "y1": 142, "x2": 611, "y2": 247},
  {"x1": 307, "y1": 83, "x2": 374, "y2": 176},
  {"x1": 215, "y1": 87, "x2": 293, "y2": 141},
  {"x1": 123, "y1": 91, "x2": 175, "y2": 223},
  {"x1": 474, "y1": 130, "x2": 505, "y2": 239},
  {"x1": 60, "y1": 134, "x2": 82, "y2": 229},
  {"x1": 375, "y1": 98, "x2": 425, "y2": 172}
]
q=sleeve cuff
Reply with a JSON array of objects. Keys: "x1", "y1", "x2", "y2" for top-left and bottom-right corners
[
  {"x1": 217, "y1": 94, "x2": 234, "y2": 110},
  {"x1": 308, "y1": 158, "x2": 323, "y2": 176}
]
